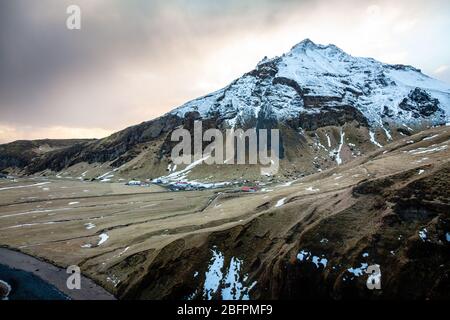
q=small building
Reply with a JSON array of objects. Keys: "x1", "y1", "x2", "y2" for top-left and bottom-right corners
[
  {"x1": 127, "y1": 180, "x2": 142, "y2": 186},
  {"x1": 241, "y1": 186, "x2": 258, "y2": 193}
]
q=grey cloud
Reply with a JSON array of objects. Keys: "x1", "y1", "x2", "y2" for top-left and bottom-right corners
[{"x1": 0, "y1": 0, "x2": 309, "y2": 129}]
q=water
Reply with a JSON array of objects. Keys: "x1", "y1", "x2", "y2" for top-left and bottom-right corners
[{"x1": 0, "y1": 264, "x2": 69, "y2": 300}]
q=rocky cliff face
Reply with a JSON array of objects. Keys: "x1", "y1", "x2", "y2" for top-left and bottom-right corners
[
  {"x1": 0, "y1": 139, "x2": 93, "y2": 174},
  {"x1": 2, "y1": 39, "x2": 449, "y2": 181}
]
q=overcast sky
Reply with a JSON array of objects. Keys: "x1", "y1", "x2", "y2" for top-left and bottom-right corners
[{"x1": 1, "y1": 0, "x2": 449, "y2": 143}]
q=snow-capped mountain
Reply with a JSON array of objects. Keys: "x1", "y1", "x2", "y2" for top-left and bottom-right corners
[
  {"x1": 2, "y1": 39, "x2": 450, "y2": 181},
  {"x1": 172, "y1": 39, "x2": 449, "y2": 129}
]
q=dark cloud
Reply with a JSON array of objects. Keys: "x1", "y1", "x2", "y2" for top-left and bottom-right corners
[{"x1": 0, "y1": 0, "x2": 308, "y2": 130}]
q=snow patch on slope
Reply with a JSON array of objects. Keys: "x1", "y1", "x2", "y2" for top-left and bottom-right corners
[{"x1": 200, "y1": 247, "x2": 256, "y2": 300}]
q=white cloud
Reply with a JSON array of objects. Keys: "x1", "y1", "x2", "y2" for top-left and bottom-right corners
[
  {"x1": 433, "y1": 65, "x2": 449, "y2": 74},
  {"x1": 0, "y1": 124, "x2": 112, "y2": 144}
]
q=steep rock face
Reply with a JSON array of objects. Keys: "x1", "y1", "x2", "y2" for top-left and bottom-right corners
[
  {"x1": 295, "y1": 106, "x2": 368, "y2": 131},
  {"x1": 24, "y1": 114, "x2": 184, "y2": 174},
  {"x1": 0, "y1": 139, "x2": 93, "y2": 173},
  {"x1": 398, "y1": 88, "x2": 444, "y2": 118}
]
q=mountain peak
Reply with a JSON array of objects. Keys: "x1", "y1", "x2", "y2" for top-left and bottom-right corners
[
  {"x1": 288, "y1": 39, "x2": 346, "y2": 58},
  {"x1": 291, "y1": 38, "x2": 338, "y2": 48},
  {"x1": 291, "y1": 38, "x2": 317, "y2": 50}
]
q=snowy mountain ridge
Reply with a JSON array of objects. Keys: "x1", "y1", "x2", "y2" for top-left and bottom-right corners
[
  {"x1": 3, "y1": 39, "x2": 450, "y2": 180},
  {"x1": 171, "y1": 39, "x2": 450, "y2": 129}
]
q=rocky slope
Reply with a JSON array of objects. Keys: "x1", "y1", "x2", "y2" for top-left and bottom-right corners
[
  {"x1": 1, "y1": 39, "x2": 449, "y2": 182},
  {"x1": 0, "y1": 139, "x2": 93, "y2": 175}
]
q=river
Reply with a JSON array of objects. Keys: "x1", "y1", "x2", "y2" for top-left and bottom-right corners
[{"x1": 0, "y1": 264, "x2": 68, "y2": 300}]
